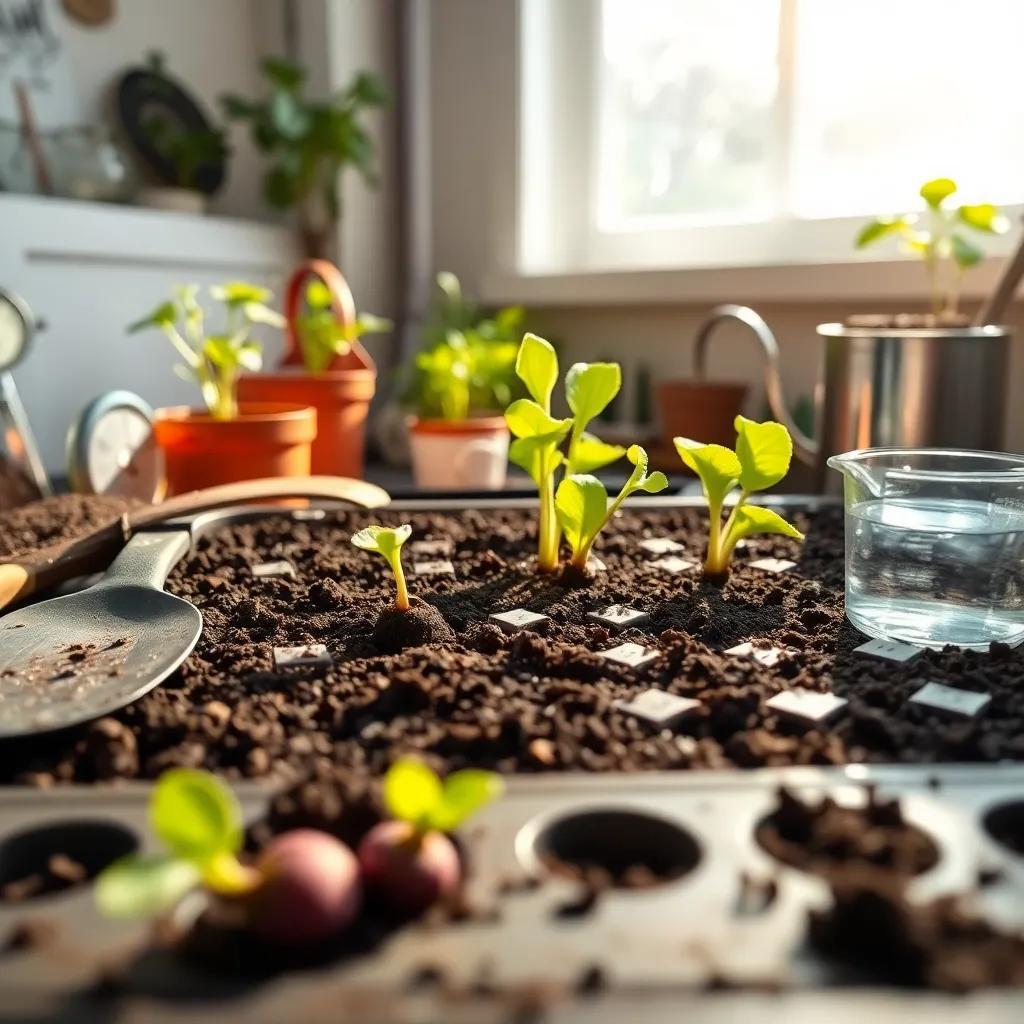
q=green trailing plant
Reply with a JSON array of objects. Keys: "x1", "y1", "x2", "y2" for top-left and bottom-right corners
[
  {"x1": 96, "y1": 768, "x2": 257, "y2": 919},
  {"x1": 675, "y1": 416, "x2": 804, "y2": 580},
  {"x1": 856, "y1": 177, "x2": 1009, "y2": 320},
  {"x1": 221, "y1": 59, "x2": 388, "y2": 256},
  {"x1": 556, "y1": 445, "x2": 667, "y2": 573},
  {"x1": 505, "y1": 333, "x2": 627, "y2": 573},
  {"x1": 351, "y1": 524, "x2": 412, "y2": 610},
  {"x1": 128, "y1": 282, "x2": 284, "y2": 420},
  {"x1": 403, "y1": 272, "x2": 523, "y2": 421},
  {"x1": 296, "y1": 278, "x2": 391, "y2": 374}
]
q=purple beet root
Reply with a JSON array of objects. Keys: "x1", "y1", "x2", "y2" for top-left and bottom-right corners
[
  {"x1": 248, "y1": 829, "x2": 362, "y2": 945},
  {"x1": 357, "y1": 820, "x2": 461, "y2": 915}
]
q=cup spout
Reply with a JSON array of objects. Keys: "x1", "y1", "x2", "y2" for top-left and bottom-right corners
[{"x1": 827, "y1": 451, "x2": 884, "y2": 498}]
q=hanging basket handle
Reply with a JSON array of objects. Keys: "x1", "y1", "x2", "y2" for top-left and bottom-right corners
[{"x1": 280, "y1": 259, "x2": 375, "y2": 373}]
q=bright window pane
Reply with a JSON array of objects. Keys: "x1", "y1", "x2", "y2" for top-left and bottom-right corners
[
  {"x1": 792, "y1": 0, "x2": 1024, "y2": 217},
  {"x1": 597, "y1": 0, "x2": 781, "y2": 228}
]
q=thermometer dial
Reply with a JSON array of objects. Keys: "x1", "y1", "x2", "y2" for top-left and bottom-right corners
[
  {"x1": 0, "y1": 289, "x2": 33, "y2": 372},
  {"x1": 67, "y1": 391, "x2": 164, "y2": 501}
]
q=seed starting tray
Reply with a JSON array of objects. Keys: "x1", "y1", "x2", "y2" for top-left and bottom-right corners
[{"x1": 1, "y1": 765, "x2": 1023, "y2": 1023}]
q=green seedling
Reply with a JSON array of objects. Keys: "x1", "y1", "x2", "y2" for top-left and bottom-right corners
[
  {"x1": 565, "y1": 361, "x2": 626, "y2": 473},
  {"x1": 676, "y1": 415, "x2": 804, "y2": 579},
  {"x1": 129, "y1": 282, "x2": 284, "y2": 420},
  {"x1": 357, "y1": 758, "x2": 504, "y2": 915},
  {"x1": 96, "y1": 768, "x2": 257, "y2": 919},
  {"x1": 856, "y1": 177, "x2": 1009, "y2": 320},
  {"x1": 351, "y1": 524, "x2": 413, "y2": 610},
  {"x1": 506, "y1": 334, "x2": 573, "y2": 572},
  {"x1": 296, "y1": 278, "x2": 391, "y2": 374},
  {"x1": 556, "y1": 445, "x2": 668, "y2": 573}
]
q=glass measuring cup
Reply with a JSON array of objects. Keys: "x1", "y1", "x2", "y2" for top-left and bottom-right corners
[{"x1": 827, "y1": 448, "x2": 1024, "y2": 650}]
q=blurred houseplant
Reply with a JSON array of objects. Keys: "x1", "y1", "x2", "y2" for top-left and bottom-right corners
[
  {"x1": 238, "y1": 260, "x2": 390, "y2": 478},
  {"x1": 855, "y1": 177, "x2": 1009, "y2": 322},
  {"x1": 402, "y1": 273, "x2": 522, "y2": 490},
  {"x1": 129, "y1": 283, "x2": 316, "y2": 494},
  {"x1": 222, "y1": 58, "x2": 387, "y2": 258}
]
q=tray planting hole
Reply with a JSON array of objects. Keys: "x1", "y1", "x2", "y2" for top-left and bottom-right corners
[
  {"x1": 530, "y1": 808, "x2": 700, "y2": 888},
  {"x1": 0, "y1": 820, "x2": 138, "y2": 903},
  {"x1": 755, "y1": 791, "x2": 939, "y2": 877},
  {"x1": 982, "y1": 801, "x2": 1024, "y2": 857}
]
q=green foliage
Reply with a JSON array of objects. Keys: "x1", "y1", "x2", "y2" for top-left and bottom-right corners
[
  {"x1": 555, "y1": 445, "x2": 667, "y2": 570},
  {"x1": 383, "y1": 758, "x2": 504, "y2": 835},
  {"x1": 96, "y1": 769, "x2": 255, "y2": 920},
  {"x1": 221, "y1": 59, "x2": 387, "y2": 232},
  {"x1": 351, "y1": 524, "x2": 413, "y2": 610},
  {"x1": 295, "y1": 278, "x2": 391, "y2": 374},
  {"x1": 675, "y1": 416, "x2": 803, "y2": 577},
  {"x1": 855, "y1": 177, "x2": 1010, "y2": 319},
  {"x1": 128, "y1": 282, "x2": 284, "y2": 419},
  {"x1": 402, "y1": 273, "x2": 523, "y2": 421},
  {"x1": 142, "y1": 52, "x2": 228, "y2": 191},
  {"x1": 565, "y1": 362, "x2": 626, "y2": 474}
]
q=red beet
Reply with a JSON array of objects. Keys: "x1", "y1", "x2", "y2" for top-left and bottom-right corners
[
  {"x1": 248, "y1": 829, "x2": 362, "y2": 945},
  {"x1": 357, "y1": 820, "x2": 461, "y2": 915}
]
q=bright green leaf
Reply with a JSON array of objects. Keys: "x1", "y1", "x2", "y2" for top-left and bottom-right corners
[
  {"x1": 305, "y1": 279, "x2": 333, "y2": 309},
  {"x1": 621, "y1": 444, "x2": 668, "y2": 496},
  {"x1": 127, "y1": 301, "x2": 178, "y2": 334},
  {"x1": 674, "y1": 438, "x2": 741, "y2": 511},
  {"x1": 384, "y1": 758, "x2": 443, "y2": 827},
  {"x1": 958, "y1": 204, "x2": 1010, "y2": 234},
  {"x1": 210, "y1": 281, "x2": 272, "y2": 307},
  {"x1": 150, "y1": 768, "x2": 242, "y2": 864},
  {"x1": 565, "y1": 362, "x2": 621, "y2": 426},
  {"x1": 429, "y1": 769, "x2": 505, "y2": 832},
  {"x1": 555, "y1": 474, "x2": 608, "y2": 556},
  {"x1": 515, "y1": 333, "x2": 558, "y2": 411},
  {"x1": 95, "y1": 853, "x2": 200, "y2": 919},
  {"x1": 854, "y1": 216, "x2": 915, "y2": 249},
  {"x1": 569, "y1": 433, "x2": 625, "y2": 474},
  {"x1": 951, "y1": 233, "x2": 984, "y2": 269},
  {"x1": 734, "y1": 416, "x2": 792, "y2": 493},
  {"x1": 920, "y1": 177, "x2": 957, "y2": 208},
  {"x1": 504, "y1": 399, "x2": 572, "y2": 441},
  {"x1": 727, "y1": 504, "x2": 804, "y2": 546},
  {"x1": 351, "y1": 524, "x2": 412, "y2": 561},
  {"x1": 509, "y1": 435, "x2": 564, "y2": 486}
]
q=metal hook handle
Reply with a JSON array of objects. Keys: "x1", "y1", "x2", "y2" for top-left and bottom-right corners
[{"x1": 693, "y1": 304, "x2": 817, "y2": 466}]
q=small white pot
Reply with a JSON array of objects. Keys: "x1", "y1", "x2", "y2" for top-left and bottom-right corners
[
  {"x1": 408, "y1": 417, "x2": 510, "y2": 491},
  {"x1": 138, "y1": 186, "x2": 207, "y2": 215}
]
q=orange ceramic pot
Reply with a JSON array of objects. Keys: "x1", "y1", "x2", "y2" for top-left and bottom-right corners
[
  {"x1": 153, "y1": 403, "x2": 317, "y2": 496},
  {"x1": 238, "y1": 259, "x2": 377, "y2": 478},
  {"x1": 655, "y1": 380, "x2": 747, "y2": 450}
]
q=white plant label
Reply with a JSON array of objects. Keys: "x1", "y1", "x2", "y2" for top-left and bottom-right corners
[
  {"x1": 599, "y1": 642, "x2": 661, "y2": 668},
  {"x1": 413, "y1": 560, "x2": 456, "y2": 576},
  {"x1": 854, "y1": 638, "x2": 919, "y2": 663},
  {"x1": 273, "y1": 644, "x2": 332, "y2": 669},
  {"x1": 649, "y1": 556, "x2": 696, "y2": 574},
  {"x1": 748, "y1": 558, "x2": 797, "y2": 574},
  {"x1": 490, "y1": 609, "x2": 549, "y2": 634},
  {"x1": 615, "y1": 689, "x2": 700, "y2": 726},
  {"x1": 766, "y1": 689, "x2": 848, "y2": 724},
  {"x1": 588, "y1": 605, "x2": 650, "y2": 631},
  {"x1": 639, "y1": 537, "x2": 685, "y2": 555},
  {"x1": 410, "y1": 539, "x2": 454, "y2": 557},
  {"x1": 252, "y1": 560, "x2": 296, "y2": 579},
  {"x1": 725, "y1": 642, "x2": 789, "y2": 668},
  {"x1": 910, "y1": 682, "x2": 991, "y2": 718}
]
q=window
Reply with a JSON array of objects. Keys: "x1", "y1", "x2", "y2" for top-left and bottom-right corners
[{"x1": 520, "y1": 0, "x2": 1024, "y2": 275}]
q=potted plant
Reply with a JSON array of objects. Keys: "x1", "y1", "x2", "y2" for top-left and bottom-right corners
[
  {"x1": 128, "y1": 282, "x2": 316, "y2": 495},
  {"x1": 237, "y1": 261, "x2": 389, "y2": 478},
  {"x1": 221, "y1": 59, "x2": 387, "y2": 258},
  {"x1": 402, "y1": 273, "x2": 524, "y2": 491},
  {"x1": 121, "y1": 52, "x2": 229, "y2": 215}
]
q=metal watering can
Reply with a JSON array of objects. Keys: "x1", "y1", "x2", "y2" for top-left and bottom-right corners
[{"x1": 694, "y1": 305, "x2": 1011, "y2": 492}]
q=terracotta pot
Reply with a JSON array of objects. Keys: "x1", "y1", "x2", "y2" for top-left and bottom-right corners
[
  {"x1": 238, "y1": 260, "x2": 376, "y2": 477},
  {"x1": 153, "y1": 403, "x2": 317, "y2": 496},
  {"x1": 655, "y1": 380, "x2": 747, "y2": 449},
  {"x1": 408, "y1": 416, "x2": 510, "y2": 491}
]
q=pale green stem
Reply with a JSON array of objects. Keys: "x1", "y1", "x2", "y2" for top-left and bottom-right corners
[
  {"x1": 716, "y1": 490, "x2": 751, "y2": 567},
  {"x1": 538, "y1": 453, "x2": 560, "y2": 572},
  {"x1": 388, "y1": 551, "x2": 410, "y2": 611}
]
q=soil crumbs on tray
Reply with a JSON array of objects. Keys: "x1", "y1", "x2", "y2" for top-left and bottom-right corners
[{"x1": 3, "y1": 504, "x2": 1024, "y2": 785}]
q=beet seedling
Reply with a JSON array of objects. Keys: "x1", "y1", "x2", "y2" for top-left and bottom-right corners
[
  {"x1": 676, "y1": 416, "x2": 803, "y2": 580},
  {"x1": 506, "y1": 334, "x2": 627, "y2": 573},
  {"x1": 351, "y1": 524, "x2": 413, "y2": 610},
  {"x1": 556, "y1": 445, "x2": 668, "y2": 575},
  {"x1": 358, "y1": 758, "x2": 503, "y2": 915}
]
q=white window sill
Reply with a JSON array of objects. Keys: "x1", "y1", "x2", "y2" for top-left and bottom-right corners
[{"x1": 480, "y1": 254, "x2": 1010, "y2": 309}]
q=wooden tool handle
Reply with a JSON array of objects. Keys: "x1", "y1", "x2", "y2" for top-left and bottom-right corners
[{"x1": 0, "y1": 475, "x2": 390, "y2": 612}]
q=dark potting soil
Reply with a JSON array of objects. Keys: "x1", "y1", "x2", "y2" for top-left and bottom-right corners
[
  {"x1": 0, "y1": 493, "x2": 139, "y2": 559},
  {"x1": 3, "y1": 502, "x2": 1024, "y2": 785}
]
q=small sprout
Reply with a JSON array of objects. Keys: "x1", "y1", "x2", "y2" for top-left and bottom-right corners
[
  {"x1": 95, "y1": 768, "x2": 258, "y2": 920},
  {"x1": 565, "y1": 361, "x2": 626, "y2": 473},
  {"x1": 855, "y1": 177, "x2": 1010, "y2": 320},
  {"x1": 555, "y1": 445, "x2": 668, "y2": 575},
  {"x1": 351, "y1": 524, "x2": 413, "y2": 611},
  {"x1": 676, "y1": 416, "x2": 804, "y2": 580},
  {"x1": 96, "y1": 769, "x2": 362, "y2": 945},
  {"x1": 357, "y1": 758, "x2": 503, "y2": 915},
  {"x1": 506, "y1": 334, "x2": 572, "y2": 573}
]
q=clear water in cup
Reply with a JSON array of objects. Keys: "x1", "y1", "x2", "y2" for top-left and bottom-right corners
[{"x1": 846, "y1": 496, "x2": 1024, "y2": 650}]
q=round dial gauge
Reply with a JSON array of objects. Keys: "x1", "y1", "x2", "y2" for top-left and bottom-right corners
[
  {"x1": 0, "y1": 289, "x2": 33, "y2": 372},
  {"x1": 67, "y1": 391, "x2": 164, "y2": 501}
]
